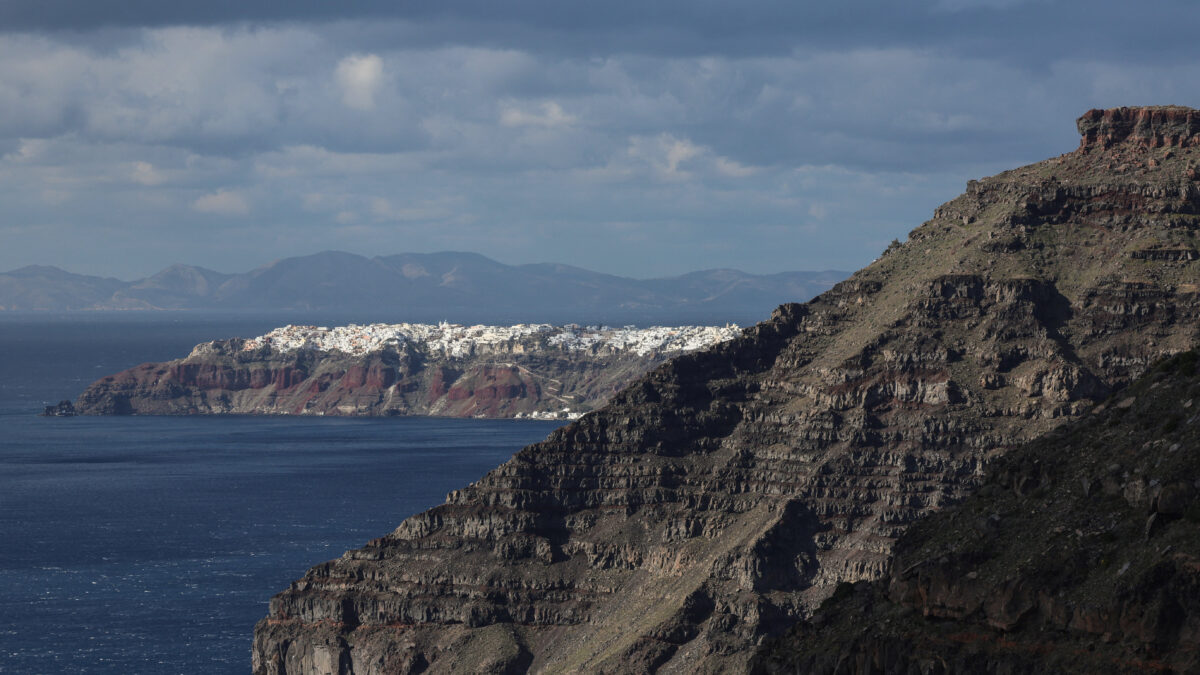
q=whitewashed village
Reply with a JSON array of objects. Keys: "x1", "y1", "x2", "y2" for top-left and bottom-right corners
[{"x1": 242, "y1": 322, "x2": 743, "y2": 359}]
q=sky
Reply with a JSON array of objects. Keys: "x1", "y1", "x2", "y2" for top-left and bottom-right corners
[{"x1": 1, "y1": 0, "x2": 1198, "y2": 280}]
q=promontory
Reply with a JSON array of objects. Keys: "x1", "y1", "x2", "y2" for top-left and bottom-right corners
[
  {"x1": 73, "y1": 322, "x2": 742, "y2": 419},
  {"x1": 253, "y1": 106, "x2": 1200, "y2": 673}
]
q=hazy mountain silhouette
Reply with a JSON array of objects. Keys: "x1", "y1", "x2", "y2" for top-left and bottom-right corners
[{"x1": 0, "y1": 251, "x2": 846, "y2": 323}]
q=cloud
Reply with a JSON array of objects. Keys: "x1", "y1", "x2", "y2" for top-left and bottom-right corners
[
  {"x1": 626, "y1": 134, "x2": 701, "y2": 179},
  {"x1": 624, "y1": 134, "x2": 763, "y2": 182},
  {"x1": 2, "y1": 5, "x2": 1200, "y2": 279},
  {"x1": 131, "y1": 161, "x2": 165, "y2": 185},
  {"x1": 370, "y1": 195, "x2": 460, "y2": 223},
  {"x1": 499, "y1": 101, "x2": 576, "y2": 128},
  {"x1": 335, "y1": 53, "x2": 384, "y2": 111},
  {"x1": 933, "y1": 0, "x2": 1039, "y2": 10},
  {"x1": 3, "y1": 2, "x2": 1198, "y2": 71},
  {"x1": 192, "y1": 189, "x2": 250, "y2": 216},
  {"x1": 714, "y1": 157, "x2": 758, "y2": 178}
]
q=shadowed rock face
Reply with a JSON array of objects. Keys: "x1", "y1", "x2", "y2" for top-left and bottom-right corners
[
  {"x1": 754, "y1": 352, "x2": 1200, "y2": 674},
  {"x1": 252, "y1": 107, "x2": 1200, "y2": 674}
]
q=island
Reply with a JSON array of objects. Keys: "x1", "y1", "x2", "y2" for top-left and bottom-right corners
[{"x1": 73, "y1": 322, "x2": 742, "y2": 419}]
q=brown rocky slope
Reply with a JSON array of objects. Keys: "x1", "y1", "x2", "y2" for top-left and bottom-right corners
[
  {"x1": 754, "y1": 351, "x2": 1200, "y2": 674},
  {"x1": 252, "y1": 106, "x2": 1200, "y2": 673}
]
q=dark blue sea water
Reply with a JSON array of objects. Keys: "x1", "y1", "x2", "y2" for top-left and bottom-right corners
[{"x1": 0, "y1": 314, "x2": 561, "y2": 674}]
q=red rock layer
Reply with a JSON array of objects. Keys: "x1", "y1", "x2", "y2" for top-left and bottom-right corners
[
  {"x1": 1077, "y1": 106, "x2": 1200, "y2": 149},
  {"x1": 76, "y1": 344, "x2": 674, "y2": 420}
]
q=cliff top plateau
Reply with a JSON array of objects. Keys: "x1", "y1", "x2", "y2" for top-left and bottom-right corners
[{"x1": 252, "y1": 106, "x2": 1200, "y2": 674}]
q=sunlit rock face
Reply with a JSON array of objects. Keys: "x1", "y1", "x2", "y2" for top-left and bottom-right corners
[
  {"x1": 252, "y1": 107, "x2": 1200, "y2": 674},
  {"x1": 1076, "y1": 105, "x2": 1200, "y2": 150},
  {"x1": 74, "y1": 323, "x2": 742, "y2": 420}
]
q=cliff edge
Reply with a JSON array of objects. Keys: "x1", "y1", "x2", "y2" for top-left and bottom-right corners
[
  {"x1": 252, "y1": 106, "x2": 1200, "y2": 673},
  {"x1": 74, "y1": 323, "x2": 740, "y2": 419}
]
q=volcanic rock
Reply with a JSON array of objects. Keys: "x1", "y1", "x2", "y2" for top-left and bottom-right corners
[
  {"x1": 74, "y1": 323, "x2": 741, "y2": 419},
  {"x1": 754, "y1": 352, "x2": 1200, "y2": 674},
  {"x1": 40, "y1": 400, "x2": 76, "y2": 417},
  {"x1": 252, "y1": 106, "x2": 1200, "y2": 673},
  {"x1": 1077, "y1": 106, "x2": 1200, "y2": 150}
]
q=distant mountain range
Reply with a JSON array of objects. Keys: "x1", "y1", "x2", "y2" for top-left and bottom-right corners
[{"x1": 0, "y1": 251, "x2": 847, "y2": 323}]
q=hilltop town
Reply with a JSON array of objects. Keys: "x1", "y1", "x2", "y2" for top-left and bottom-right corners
[
  {"x1": 240, "y1": 322, "x2": 741, "y2": 358},
  {"x1": 78, "y1": 322, "x2": 744, "y2": 419}
]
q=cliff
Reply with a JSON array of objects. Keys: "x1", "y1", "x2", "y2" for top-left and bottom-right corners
[
  {"x1": 252, "y1": 106, "x2": 1200, "y2": 673},
  {"x1": 755, "y1": 352, "x2": 1200, "y2": 674},
  {"x1": 74, "y1": 323, "x2": 741, "y2": 419},
  {"x1": 1077, "y1": 105, "x2": 1200, "y2": 150}
]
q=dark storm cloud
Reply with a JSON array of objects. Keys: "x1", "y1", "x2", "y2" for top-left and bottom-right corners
[
  {"x1": 0, "y1": 0, "x2": 940, "y2": 41},
  {"x1": 4, "y1": 0, "x2": 1198, "y2": 64}
]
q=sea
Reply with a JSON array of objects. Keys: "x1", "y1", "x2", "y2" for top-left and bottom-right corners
[{"x1": 0, "y1": 313, "x2": 563, "y2": 674}]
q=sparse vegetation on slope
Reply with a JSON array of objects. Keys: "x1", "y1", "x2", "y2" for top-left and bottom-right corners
[{"x1": 756, "y1": 352, "x2": 1200, "y2": 674}]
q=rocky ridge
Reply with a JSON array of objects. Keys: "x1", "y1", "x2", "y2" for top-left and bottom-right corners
[
  {"x1": 252, "y1": 106, "x2": 1200, "y2": 674},
  {"x1": 755, "y1": 351, "x2": 1200, "y2": 673},
  {"x1": 74, "y1": 322, "x2": 741, "y2": 419}
]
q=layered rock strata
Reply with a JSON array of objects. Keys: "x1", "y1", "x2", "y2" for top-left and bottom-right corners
[
  {"x1": 74, "y1": 323, "x2": 741, "y2": 419},
  {"x1": 755, "y1": 352, "x2": 1200, "y2": 674},
  {"x1": 253, "y1": 106, "x2": 1200, "y2": 673},
  {"x1": 1077, "y1": 105, "x2": 1200, "y2": 150}
]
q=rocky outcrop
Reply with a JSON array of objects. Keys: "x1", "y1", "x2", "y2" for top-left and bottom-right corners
[
  {"x1": 1077, "y1": 106, "x2": 1200, "y2": 150},
  {"x1": 252, "y1": 106, "x2": 1200, "y2": 673},
  {"x1": 755, "y1": 352, "x2": 1200, "y2": 674},
  {"x1": 74, "y1": 324, "x2": 741, "y2": 420},
  {"x1": 40, "y1": 400, "x2": 76, "y2": 417}
]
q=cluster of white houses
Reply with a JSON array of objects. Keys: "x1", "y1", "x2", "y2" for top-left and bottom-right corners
[{"x1": 243, "y1": 322, "x2": 743, "y2": 358}]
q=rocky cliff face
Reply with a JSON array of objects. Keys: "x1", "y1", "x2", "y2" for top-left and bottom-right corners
[
  {"x1": 251, "y1": 106, "x2": 1200, "y2": 674},
  {"x1": 74, "y1": 324, "x2": 740, "y2": 420},
  {"x1": 1077, "y1": 105, "x2": 1200, "y2": 150},
  {"x1": 755, "y1": 352, "x2": 1200, "y2": 674}
]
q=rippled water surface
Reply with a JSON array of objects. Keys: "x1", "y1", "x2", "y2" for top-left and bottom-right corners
[{"x1": 0, "y1": 314, "x2": 560, "y2": 673}]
